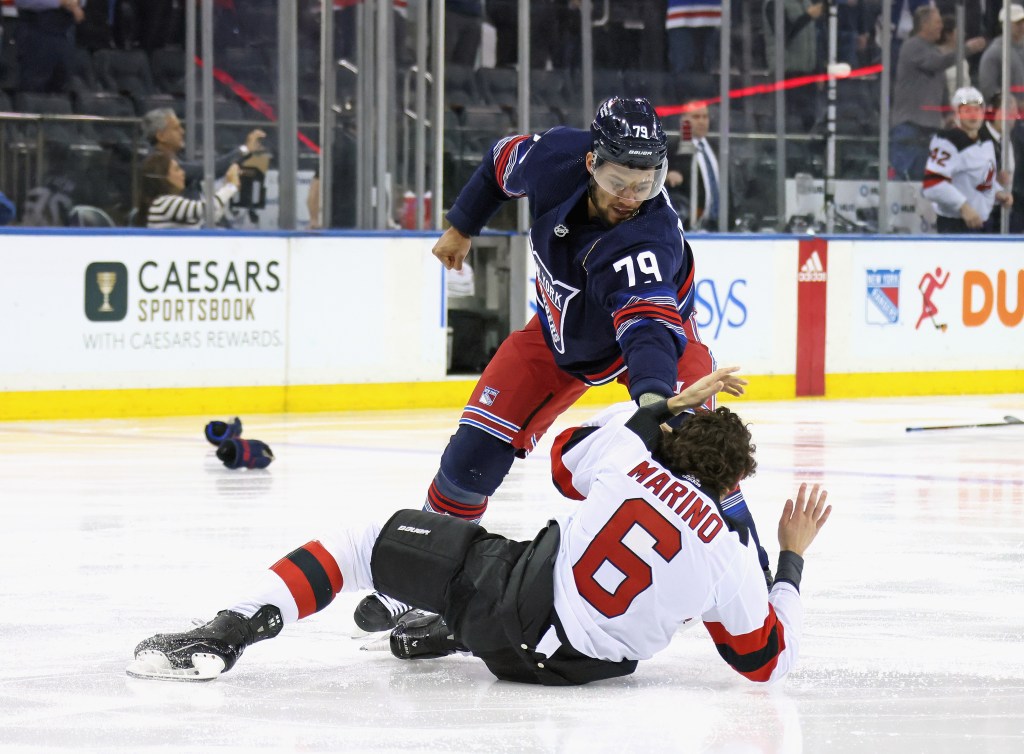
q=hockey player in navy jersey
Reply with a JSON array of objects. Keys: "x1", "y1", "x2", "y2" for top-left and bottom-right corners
[
  {"x1": 355, "y1": 96, "x2": 771, "y2": 632},
  {"x1": 127, "y1": 367, "x2": 833, "y2": 686}
]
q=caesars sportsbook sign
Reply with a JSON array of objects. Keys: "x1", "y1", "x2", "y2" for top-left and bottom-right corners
[{"x1": 3, "y1": 237, "x2": 288, "y2": 391}]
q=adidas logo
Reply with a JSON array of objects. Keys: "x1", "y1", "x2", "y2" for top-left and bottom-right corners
[{"x1": 798, "y1": 250, "x2": 827, "y2": 282}]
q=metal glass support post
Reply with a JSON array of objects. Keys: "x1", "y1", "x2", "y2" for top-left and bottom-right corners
[
  {"x1": 718, "y1": 0, "x2": 730, "y2": 232},
  {"x1": 581, "y1": 0, "x2": 594, "y2": 127},
  {"x1": 318, "y1": 0, "x2": 335, "y2": 229},
  {"x1": 878, "y1": 0, "x2": 892, "y2": 235},
  {"x1": 185, "y1": 0, "x2": 196, "y2": 162},
  {"x1": 825, "y1": 0, "x2": 837, "y2": 233},
  {"x1": 278, "y1": 0, "x2": 299, "y2": 230},
  {"x1": 413, "y1": 0, "x2": 428, "y2": 229},
  {"x1": 517, "y1": 0, "x2": 530, "y2": 233},
  {"x1": 1000, "y1": 3, "x2": 1011, "y2": 234},
  {"x1": 374, "y1": 0, "x2": 392, "y2": 229},
  {"x1": 773, "y1": 0, "x2": 785, "y2": 230},
  {"x1": 201, "y1": 0, "x2": 215, "y2": 226},
  {"x1": 431, "y1": 0, "x2": 444, "y2": 229}
]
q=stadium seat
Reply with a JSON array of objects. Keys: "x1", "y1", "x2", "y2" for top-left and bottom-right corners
[
  {"x1": 94, "y1": 49, "x2": 156, "y2": 106},
  {"x1": 68, "y1": 204, "x2": 117, "y2": 227},
  {"x1": 151, "y1": 47, "x2": 186, "y2": 97},
  {"x1": 75, "y1": 92, "x2": 138, "y2": 147},
  {"x1": 477, "y1": 66, "x2": 518, "y2": 112},
  {"x1": 68, "y1": 47, "x2": 101, "y2": 98},
  {"x1": 140, "y1": 93, "x2": 184, "y2": 119},
  {"x1": 444, "y1": 65, "x2": 479, "y2": 113},
  {"x1": 12, "y1": 92, "x2": 96, "y2": 150}
]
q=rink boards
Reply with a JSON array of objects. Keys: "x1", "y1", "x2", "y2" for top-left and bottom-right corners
[{"x1": 0, "y1": 229, "x2": 1021, "y2": 419}]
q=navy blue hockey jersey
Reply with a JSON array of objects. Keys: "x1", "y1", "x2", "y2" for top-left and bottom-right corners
[{"x1": 446, "y1": 127, "x2": 695, "y2": 400}]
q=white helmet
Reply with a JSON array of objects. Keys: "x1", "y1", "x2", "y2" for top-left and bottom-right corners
[{"x1": 951, "y1": 86, "x2": 985, "y2": 109}]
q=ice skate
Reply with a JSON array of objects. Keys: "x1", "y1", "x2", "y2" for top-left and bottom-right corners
[
  {"x1": 353, "y1": 592, "x2": 415, "y2": 633},
  {"x1": 126, "y1": 605, "x2": 282, "y2": 682}
]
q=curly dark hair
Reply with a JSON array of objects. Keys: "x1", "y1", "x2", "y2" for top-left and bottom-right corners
[{"x1": 652, "y1": 407, "x2": 757, "y2": 499}]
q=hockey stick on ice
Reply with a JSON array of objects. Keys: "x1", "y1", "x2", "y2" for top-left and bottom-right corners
[{"x1": 905, "y1": 415, "x2": 1023, "y2": 432}]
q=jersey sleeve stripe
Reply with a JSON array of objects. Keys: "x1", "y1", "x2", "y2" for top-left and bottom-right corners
[
  {"x1": 493, "y1": 134, "x2": 531, "y2": 196},
  {"x1": 581, "y1": 356, "x2": 627, "y2": 385},
  {"x1": 549, "y1": 426, "x2": 597, "y2": 500},
  {"x1": 923, "y1": 173, "x2": 949, "y2": 188},
  {"x1": 704, "y1": 606, "x2": 786, "y2": 682}
]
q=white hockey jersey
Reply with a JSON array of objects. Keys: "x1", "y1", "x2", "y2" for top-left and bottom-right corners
[
  {"x1": 922, "y1": 127, "x2": 999, "y2": 220},
  {"x1": 548, "y1": 404, "x2": 802, "y2": 683}
]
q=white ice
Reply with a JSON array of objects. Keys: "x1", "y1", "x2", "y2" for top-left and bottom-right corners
[{"x1": 1, "y1": 394, "x2": 1022, "y2": 753}]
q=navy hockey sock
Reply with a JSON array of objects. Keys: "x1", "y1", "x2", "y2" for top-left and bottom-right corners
[
  {"x1": 205, "y1": 417, "x2": 242, "y2": 446},
  {"x1": 424, "y1": 425, "x2": 516, "y2": 522},
  {"x1": 424, "y1": 471, "x2": 487, "y2": 522},
  {"x1": 721, "y1": 486, "x2": 770, "y2": 573}
]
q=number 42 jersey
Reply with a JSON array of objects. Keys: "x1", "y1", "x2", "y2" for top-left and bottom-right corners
[{"x1": 548, "y1": 404, "x2": 804, "y2": 684}]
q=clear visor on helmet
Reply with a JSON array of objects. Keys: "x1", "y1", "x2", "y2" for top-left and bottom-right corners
[{"x1": 591, "y1": 153, "x2": 667, "y2": 201}]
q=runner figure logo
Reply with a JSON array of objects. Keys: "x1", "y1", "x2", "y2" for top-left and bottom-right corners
[
  {"x1": 916, "y1": 267, "x2": 949, "y2": 331},
  {"x1": 866, "y1": 269, "x2": 900, "y2": 325}
]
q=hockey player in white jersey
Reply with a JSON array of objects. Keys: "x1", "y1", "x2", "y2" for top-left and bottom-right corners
[
  {"x1": 128, "y1": 367, "x2": 831, "y2": 686},
  {"x1": 923, "y1": 86, "x2": 1014, "y2": 233}
]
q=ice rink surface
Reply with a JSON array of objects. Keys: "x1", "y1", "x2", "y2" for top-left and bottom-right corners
[{"x1": 1, "y1": 393, "x2": 1022, "y2": 753}]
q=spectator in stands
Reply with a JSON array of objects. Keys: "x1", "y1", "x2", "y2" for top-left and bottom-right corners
[
  {"x1": 666, "y1": 101, "x2": 720, "y2": 231},
  {"x1": 890, "y1": 6, "x2": 985, "y2": 180},
  {"x1": 978, "y1": 3, "x2": 1024, "y2": 101},
  {"x1": 665, "y1": 0, "x2": 721, "y2": 76},
  {"x1": 136, "y1": 151, "x2": 240, "y2": 229},
  {"x1": 982, "y1": 90, "x2": 1019, "y2": 232},
  {"x1": 1011, "y1": 96, "x2": 1024, "y2": 232},
  {"x1": 446, "y1": 1, "x2": 483, "y2": 68},
  {"x1": 0, "y1": 189, "x2": 15, "y2": 225},
  {"x1": 764, "y1": 0, "x2": 825, "y2": 131},
  {"x1": 487, "y1": 0, "x2": 578, "y2": 70},
  {"x1": 14, "y1": 0, "x2": 83, "y2": 93},
  {"x1": 922, "y1": 86, "x2": 1013, "y2": 233},
  {"x1": 141, "y1": 107, "x2": 265, "y2": 200}
]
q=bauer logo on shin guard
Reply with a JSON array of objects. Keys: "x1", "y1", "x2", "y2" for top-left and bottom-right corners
[
  {"x1": 397, "y1": 525, "x2": 431, "y2": 536},
  {"x1": 217, "y1": 438, "x2": 274, "y2": 469}
]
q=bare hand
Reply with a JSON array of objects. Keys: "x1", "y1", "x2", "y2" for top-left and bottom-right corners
[
  {"x1": 61, "y1": 0, "x2": 85, "y2": 22},
  {"x1": 225, "y1": 163, "x2": 241, "y2": 187},
  {"x1": 965, "y1": 37, "x2": 987, "y2": 55},
  {"x1": 960, "y1": 202, "x2": 983, "y2": 228},
  {"x1": 245, "y1": 129, "x2": 267, "y2": 153},
  {"x1": 666, "y1": 366, "x2": 747, "y2": 414},
  {"x1": 996, "y1": 191, "x2": 1014, "y2": 208},
  {"x1": 432, "y1": 226, "x2": 472, "y2": 271},
  {"x1": 778, "y1": 483, "x2": 832, "y2": 556},
  {"x1": 666, "y1": 169, "x2": 684, "y2": 188},
  {"x1": 807, "y1": 3, "x2": 825, "y2": 20}
]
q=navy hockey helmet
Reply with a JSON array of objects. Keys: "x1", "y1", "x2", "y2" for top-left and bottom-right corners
[
  {"x1": 589, "y1": 97, "x2": 668, "y2": 201},
  {"x1": 591, "y1": 96, "x2": 668, "y2": 168}
]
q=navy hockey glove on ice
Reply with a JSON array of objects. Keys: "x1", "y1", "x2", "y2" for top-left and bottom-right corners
[
  {"x1": 217, "y1": 438, "x2": 274, "y2": 469},
  {"x1": 205, "y1": 417, "x2": 243, "y2": 446}
]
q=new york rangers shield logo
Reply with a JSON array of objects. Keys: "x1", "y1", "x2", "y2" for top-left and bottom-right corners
[
  {"x1": 533, "y1": 252, "x2": 580, "y2": 354},
  {"x1": 866, "y1": 268, "x2": 900, "y2": 325}
]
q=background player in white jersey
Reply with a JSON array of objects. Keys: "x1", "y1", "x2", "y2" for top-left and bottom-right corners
[
  {"x1": 128, "y1": 368, "x2": 832, "y2": 686},
  {"x1": 923, "y1": 86, "x2": 1014, "y2": 233}
]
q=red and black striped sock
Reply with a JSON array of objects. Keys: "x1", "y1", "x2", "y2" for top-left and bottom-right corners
[{"x1": 269, "y1": 540, "x2": 344, "y2": 620}]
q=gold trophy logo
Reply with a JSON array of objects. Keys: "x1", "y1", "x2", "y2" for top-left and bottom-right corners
[
  {"x1": 96, "y1": 270, "x2": 117, "y2": 313},
  {"x1": 85, "y1": 262, "x2": 127, "y2": 321}
]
